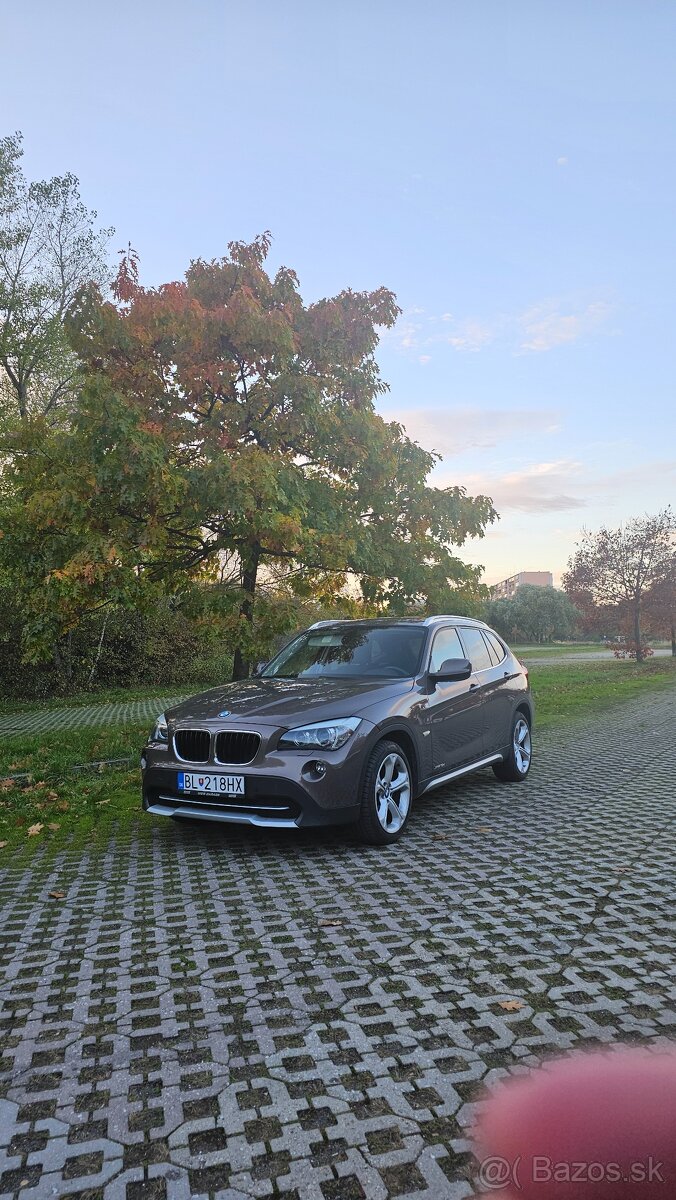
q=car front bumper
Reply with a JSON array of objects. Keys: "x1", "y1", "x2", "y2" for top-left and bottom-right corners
[{"x1": 141, "y1": 722, "x2": 375, "y2": 829}]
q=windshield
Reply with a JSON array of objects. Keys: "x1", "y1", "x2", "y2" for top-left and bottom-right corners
[{"x1": 262, "y1": 625, "x2": 426, "y2": 680}]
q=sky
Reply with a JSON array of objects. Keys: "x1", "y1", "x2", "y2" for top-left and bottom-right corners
[{"x1": 2, "y1": 0, "x2": 674, "y2": 584}]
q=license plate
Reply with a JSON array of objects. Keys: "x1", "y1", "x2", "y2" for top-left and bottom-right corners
[{"x1": 178, "y1": 772, "x2": 245, "y2": 796}]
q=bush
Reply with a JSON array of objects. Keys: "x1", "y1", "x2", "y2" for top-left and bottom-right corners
[{"x1": 0, "y1": 596, "x2": 233, "y2": 699}]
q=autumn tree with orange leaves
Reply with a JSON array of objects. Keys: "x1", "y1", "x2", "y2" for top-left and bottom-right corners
[
  {"x1": 1, "y1": 234, "x2": 496, "y2": 677},
  {"x1": 563, "y1": 509, "x2": 675, "y2": 662}
]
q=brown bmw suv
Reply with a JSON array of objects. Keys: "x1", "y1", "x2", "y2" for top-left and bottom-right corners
[{"x1": 141, "y1": 616, "x2": 533, "y2": 845}]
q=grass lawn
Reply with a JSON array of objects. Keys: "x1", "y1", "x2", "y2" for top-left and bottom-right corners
[
  {"x1": 1, "y1": 657, "x2": 674, "y2": 854},
  {"x1": 531, "y1": 656, "x2": 676, "y2": 728},
  {"x1": 512, "y1": 641, "x2": 601, "y2": 657},
  {"x1": 513, "y1": 641, "x2": 669, "y2": 658},
  {"x1": 0, "y1": 722, "x2": 147, "y2": 854}
]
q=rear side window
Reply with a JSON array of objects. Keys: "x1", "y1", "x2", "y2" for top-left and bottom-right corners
[
  {"x1": 483, "y1": 630, "x2": 506, "y2": 664},
  {"x1": 429, "y1": 626, "x2": 464, "y2": 672},
  {"x1": 458, "y1": 626, "x2": 493, "y2": 672}
]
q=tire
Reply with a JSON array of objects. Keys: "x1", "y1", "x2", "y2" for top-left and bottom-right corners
[
  {"x1": 355, "y1": 740, "x2": 413, "y2": 845},
  {"x1": 492, "y1": 711, "x2": 532, "y2": 782}
]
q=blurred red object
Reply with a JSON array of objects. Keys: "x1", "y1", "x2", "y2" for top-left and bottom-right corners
[{"x1": 475, "y1": 1048, "x2": 676, "y2": 1198}]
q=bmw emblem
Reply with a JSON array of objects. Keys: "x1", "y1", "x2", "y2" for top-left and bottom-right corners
[{"x1": 218, "y1": 710, "x2": 231, "y2": 717}]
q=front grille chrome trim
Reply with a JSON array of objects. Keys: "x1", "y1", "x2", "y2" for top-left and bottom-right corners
[{"x1": 173, "y1": 729, "x2": 211, "y2": 763}]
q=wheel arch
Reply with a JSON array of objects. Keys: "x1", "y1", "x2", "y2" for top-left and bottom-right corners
[
  {"x1": 365, "y1": 723, "x2": 420, "y2": 796},
  {"x1": 514, "y1": 697, "x2": 534, "y2": 727}
]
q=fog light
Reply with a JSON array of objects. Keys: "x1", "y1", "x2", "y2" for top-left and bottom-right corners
[{"x1": 302, "y1": 760, "x2": 326, "y2": 781}]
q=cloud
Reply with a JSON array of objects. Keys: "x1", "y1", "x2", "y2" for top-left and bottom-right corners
[
  {"x1": 384, "y1": 308, "x2": 426, "y2": 352},
  {"x1": 446, "y1": 459, "x2": 588, "y2": 513},
  {"x1": 445, "y1": 318, "x2": 497, "y2": 352},
  {"x1": 445, "y1": 457, "x2": 676, "y2": 515},
  {"x1": 557, "y1": 156, "x2": 568, "y2": 167},
  {"x1": 517, "y1": 300, "x2": 612, "y2": 354},
  {"x1": 390, "y1": 407, "x2": 561, "y2": 456},
  {"x1": 386, "y1": 296, "x2": 613, "y2": 358}
]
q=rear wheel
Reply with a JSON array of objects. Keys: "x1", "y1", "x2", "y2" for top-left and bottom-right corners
[
  {"x1": 493, "y1": 712, "x2": 532, "y2": 782},
  {"x1": 356, "y1": 740, "x2": 413, "y2": 845}
]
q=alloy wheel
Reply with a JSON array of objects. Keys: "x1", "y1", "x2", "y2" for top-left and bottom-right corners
[
  {"x1": 513, "y1": 717, "x2": 532, "y2": 774},
  {"x1": 375, "y1": 752, "x2": 411, "y2": 833}
]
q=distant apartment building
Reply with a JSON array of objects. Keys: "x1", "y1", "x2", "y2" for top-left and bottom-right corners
[{"x1": 491, "y1": 571, "x2": 554, "y2": 600}]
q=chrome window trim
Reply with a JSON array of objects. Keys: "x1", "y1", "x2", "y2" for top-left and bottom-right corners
[
  {"x1": 482, "y1": 629, "x2": 507, "y2": 665},
  {"x1": 426, "y1": 625, "x2": 465, "y2": 674},
  {"x1": 456, "y1": 626, "x2": 495, "y2": 676}
]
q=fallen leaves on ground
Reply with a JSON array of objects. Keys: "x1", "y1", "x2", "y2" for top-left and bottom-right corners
[
  {"x1": 318, "y1": 919, "x2": 343, "y2": 927},
  {"x1": 27, "y1": 823, "x2": 44, "y2": 837},
  {"x1": 48, "y1": 891, "x2": 66, "y2": 900},
  {"x1": 0, "y1": 841, "x2": 7, "y2": 849},
  {"x1": 498, "y1": 999, "x2": 524, "y2": 1011}
]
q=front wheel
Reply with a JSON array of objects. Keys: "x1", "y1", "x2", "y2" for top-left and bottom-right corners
[
  {"x1": 356, "y1": 740, "x2": 413, "y2": 845},
  {"x1": 493, "y1": 712, "x2": 532, "y2": 782}
]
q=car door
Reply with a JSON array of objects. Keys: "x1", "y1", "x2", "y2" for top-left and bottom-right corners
[
  {"x1": 422, "y1": 625, "x2": 485, "y2": 774},
  {"x1": 456, "y1": 626, "x2": 512, "y2": 755},
  {"x1": 481, "y1": 629, "x2": 516, "y2": 751}
]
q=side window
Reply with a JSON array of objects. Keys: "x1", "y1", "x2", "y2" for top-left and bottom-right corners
[
  {"x1": 458, "y1": 626, "x2": 493, "y2": 672},
  {"x1": 429, "y1": 626, "x2": 464, "y2": 672},
  {"x1": 484, "y1": 630, "x2": 506, "y2": 664}
]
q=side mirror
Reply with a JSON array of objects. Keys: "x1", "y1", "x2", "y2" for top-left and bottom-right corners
[
  {"x1": 429, "y1": 657, "x2": 472, "y2": 682},
  {"x1": 253, "y1": 661, "x2": 268, "y2": 677}
]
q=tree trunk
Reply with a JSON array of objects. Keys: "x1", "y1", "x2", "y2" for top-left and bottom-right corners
[
  {"x1": 671, "y1": 619, "x2": 676, "y2": 658},
  {"x1": 231, "y1": 543, "x2": 261, "y2": 681},
  {"x1": 17, "y1": 377, "x2": 28, "y2": 421},
  {"x1": 633, "y1": 602, "x2": 643, "y2": 663},
  {"x1": 88, "y1": 613, "x2": 109, "y2": 687}
]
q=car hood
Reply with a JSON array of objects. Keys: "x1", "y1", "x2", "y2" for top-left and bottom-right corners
[{"x1": 166, "y1": 677, "x2": 413, "y2": 727}]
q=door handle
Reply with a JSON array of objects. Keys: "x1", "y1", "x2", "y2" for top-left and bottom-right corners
[{"x1": 469, "y1": 683, "x2": 479, "y2": 690}]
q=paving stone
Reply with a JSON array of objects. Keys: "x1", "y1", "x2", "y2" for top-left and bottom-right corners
[
  {"x1": 0, "y1": 697, "x2": 188, "y2": 739},
  {"x1": 1, "y1": 686, "x2": 675, "y2": 1197}
]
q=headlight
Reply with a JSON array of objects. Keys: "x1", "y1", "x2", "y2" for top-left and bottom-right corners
[
  {"x1": 278, "y1": 716, "x2": 361, "y2": 751},
  {"x1": 150, "y1": 713, "x2": 168, "y2": 744}
]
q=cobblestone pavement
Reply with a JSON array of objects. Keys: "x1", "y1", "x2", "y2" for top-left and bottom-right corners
[
  {"x1": 0, "y1": 699, "x2": 188, "y2": 738},
  {"x1": 1, "y1": 688, "x2": 675, "y2": 1200}
]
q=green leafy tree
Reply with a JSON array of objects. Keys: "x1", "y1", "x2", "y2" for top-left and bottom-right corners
[
  {"x1": 0, "y1": 131, "x2": 112, "y2": 425},
  {"x1": 1, "y1": 235, "x2": 496, "y2": 677},
  {"x1": 486, "y1": 585, "x2": 579, "y2": 644},
  {"x1": 563, "y1": 509, "x2": 675, "y2": 662}
]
